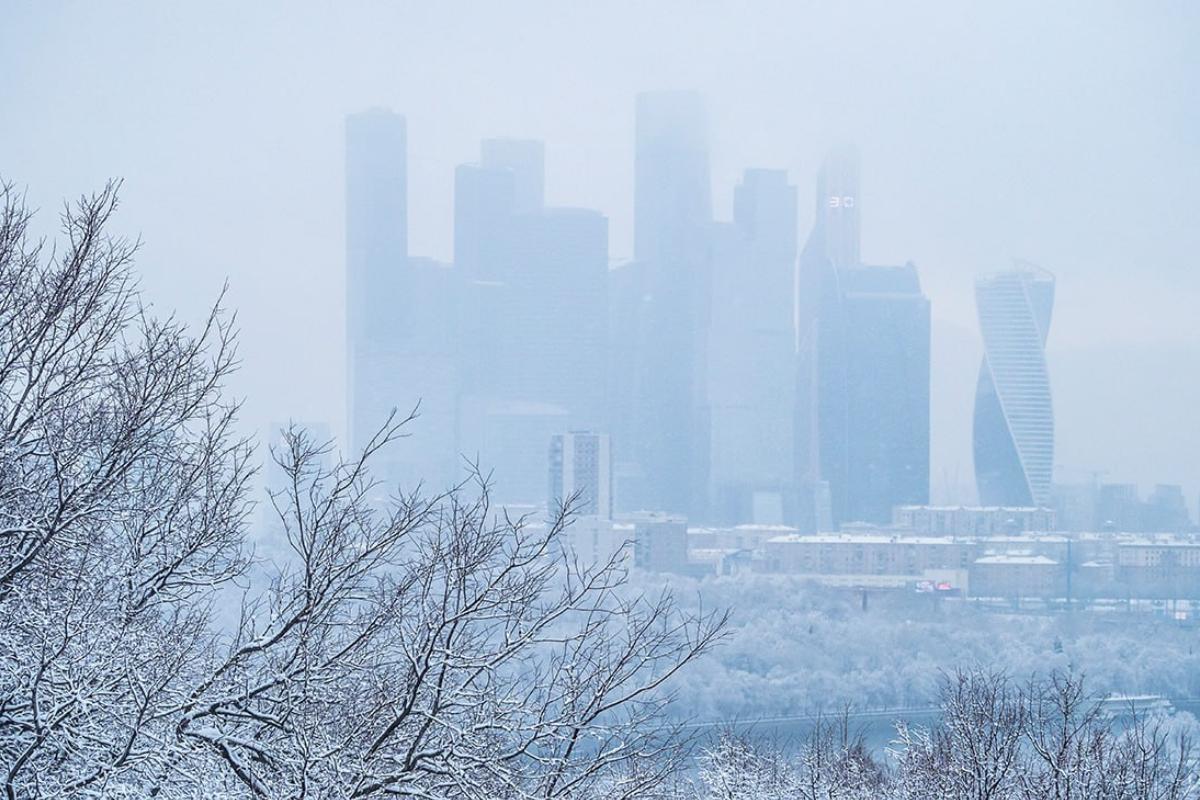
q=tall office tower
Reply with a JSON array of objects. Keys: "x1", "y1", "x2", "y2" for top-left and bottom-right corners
[
  {"x1": 469, "y1": 208, "x2": 608, "y2": 506},
  {"x1": 506, "y1": 208, "x2": 609, "y2": 423},
  {"x1": 345, "y1": 109, "x2": 407, "y2": 461},
  {"x1": 548, "y1": 432, "x2": 612, "y2": 518},
  {"x1": 973, "y1": 264, "x2": 1055, "y2": 508},
  {"x1": 455, "y1": 139, "x2": 545, "y2": 284},
  {"x1": 453, "y1": 139, "x2": 547, "y2": 401},
  {"x1": 630, "y1": 90, "x2": 712, "y2": 516},
  {"x1": 454, "y1": 159, "x2": 518, "y2": 431},
  {"x1": 454, "y1": 139, "x2": 608, "y2": 506},
  {"x1": 388, "y1": 257, "x2": 460, "y2": 490},
  {"x1": 454, "y1": 162, "x2": 516, "y2": 282},
  {"x1": 706, "y1": 169, "x2": 798, "y2": 524},
  {"x1": 795, "y1": 147, "x2": 930, "y2": 530},
  {"x1": 481, "y1": 138, "x2": 545, "y2": 214},
  {"x1": 606, "y1": 259, "x2": 652, "y2": 512}
]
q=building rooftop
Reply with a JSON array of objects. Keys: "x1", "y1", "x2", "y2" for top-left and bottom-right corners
[
  {"x1": 975, "y1": 554, "x2": 1058, "y2": 565},
  {"x1": 894, "y1": 505, "x2": 1052, "y2": 513},
  {"x1": 1117, "y1": 539, "x2": 1200, "y2": 549},
  {"x1": 766, "y1": 534, "x2": 964, "y2": 546}
]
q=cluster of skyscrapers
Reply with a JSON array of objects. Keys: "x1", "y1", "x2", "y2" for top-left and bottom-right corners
[{"x1": 344, "y1": 92, "x2": 1062, "y2": 530}]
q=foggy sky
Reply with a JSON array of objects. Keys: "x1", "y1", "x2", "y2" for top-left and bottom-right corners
[{"x1": 3, "y1": 0, "x2": 1198, "y2": 507}]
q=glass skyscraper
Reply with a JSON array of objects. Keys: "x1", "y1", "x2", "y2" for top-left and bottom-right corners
[
  {"x1": 629, "y1": 90, "x2": 712, "y2": 516},
  {"x1": 345, "y1": 109, "x2": 407, "y2": 458},
  {"x1": 706, "y1": 169, "x2": 798, "y2": 524},
  {"x1": 795, "y1": 147, "x2": 930, "y2": 529},
  {"x1": 973, "y1": 264, "x2": 1055, "y2": 507}
]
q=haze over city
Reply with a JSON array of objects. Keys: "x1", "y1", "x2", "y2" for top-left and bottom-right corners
[
  {"x1": 4, "y1": 3, "x2": 1200, "y2": 797},
  {"x1": 4, "y1": 0, "x2": 1198, "y2": 509}
]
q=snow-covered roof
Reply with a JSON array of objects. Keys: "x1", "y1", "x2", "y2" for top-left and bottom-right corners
[
  {"x1": 974, "y1": 554, "x2": 1058, "y2": 565},
  {"x1": 766, "y1": 534, "x2": 964, "y2": 546}
]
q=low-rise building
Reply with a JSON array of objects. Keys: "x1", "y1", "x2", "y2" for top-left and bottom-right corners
[
  {"x1": 688, "y1": 524, "x2": 797, "y2": 552},
  {"x1": 761, "y1": 534, "x2": 975, "y2": 578},
  {"x1": 1116, "y1": 539, "x2": 1200, "y2": 599},
  {"x1": 560, "y1": 517, "x2": 629, "y2": 568},
  {"x1": 970, "y1": 554, "x2": 1066, "y2": 599},
  {"x1": 686, "y1": 548, "x2": 754, "y2": 578},
  {"x1": 892, "y1": 505, "x2": 1056, "y2": 536},
  {"x1": 622, "y1": 512, "x2": 689, "y2": 574}
]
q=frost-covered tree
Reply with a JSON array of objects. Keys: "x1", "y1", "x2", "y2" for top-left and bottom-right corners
[
  {"x1": 691, "y1": 715, "x2": 884, "y2": 800},
  {"x1": 688, "y1": 670, "x2": 1200, "y2": 800},
  {"x1": 891, "y1": 668, "x2": 1027, "y2": 800},
  {"x1": 0, "y1": 183, "x2": 725, "y2": 798},
  {"x1": 0, "y1": 181, "x2": 251, "y2": 796}
]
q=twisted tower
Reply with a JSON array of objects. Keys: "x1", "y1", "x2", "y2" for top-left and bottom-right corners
[{"x1": 973, "y1": 263, "x2": 1055, "y2": 507}]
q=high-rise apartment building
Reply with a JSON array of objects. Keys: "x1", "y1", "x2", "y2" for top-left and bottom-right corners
[
  {"x1": 548, "y1": 432, "x2": 612, "y2": 518},
  {"x1": 973, "y1": 264, "x2": 1055, "y2": 507}
]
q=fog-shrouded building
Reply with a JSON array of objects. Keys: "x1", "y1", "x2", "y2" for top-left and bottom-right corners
[
  {"x1": 1143, "y1": 484, "x2": 1191, "y2": 532},
  {"x1": 345, "y1": 109, "x2": 415, "y2": 486},
  {"x1": 454, "y1": 139, "x2": 609, "y2": 506},
  {"x1": 1116, "y1": 540, "x2": 1200, "y2": 599},
  {"x1": 1085, "y1": 482, "x2": 1194, "y2": 533},
  {"x1": 761, "y1": 533, "x2": 973, "y2": 582},
  {"x1": 385, "y1": 257, "x2": 460, "y2": 490},
  {"x1": 973, "y1": 264, "x2": 1055, "y2": 507},
  {"x1": 606, "y1": 258, "x2": 651, "y2": 512},
  {"x1": 454, "y1": 161, "x2": 516, "y2": 283},
  {"x1": 628, "y1": 90, "x2": 712, "y2": 517},
  {"x1": 706, "y1": 169, "x2": 798, "y2": 524},
  {"x1": 795, "y1": 146, "x2": 930, "y2": 531},
  {"x1": 893, "y1": 505, "x2": 1057, "y2": 536},
  {"x1": 548, "y1": 432, "x2": 612, "y2": 518},
  {"x1": 506, "y1": 208, "x2": 608, "y2": 429},
  {"x1": 481, "y1": 137, "x2": 545, "y2": 214},
  {"x1": 626, "y1": 512, "x2": 689, "y2": 573}
]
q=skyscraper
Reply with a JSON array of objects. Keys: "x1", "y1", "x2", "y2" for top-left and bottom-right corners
[
  {"x1": 345, "y1": 109, "x2": 407, "y2": 459},
  {"x1": 454, "y1": 138, "x2": 546, "y2": 284},
  {"x1": 454, "y1": 139, "x2": 609, "y2": 506},
  {"x1": 706, "y1": 169, "x2": 798, "y2": 524},
  {"x1": 481, "y1": 138, "x2": 545, "y2": 214},
  {"x1": 628, "y1": 90, "x2": 712, "y2": 516},
  {"x1": 454, "y1": 162, "x2": 516, "y2": 282},
  {"x1": 505, "y1": 207, "x2": 608, "y2": 427},
  {"x1": 548, "y1": 432, "x2": 612, "y2": 518},
  {"x1": 973, "y1": 264, "x2": 1055, "y2": 508},
  {"x1": 795, "y1": 147, "x2": 930, "y2": 529},
  {"x1": 389, "y1": 256, "x2": 460, "y2": 490},
  {"x1": 346, "y1": 111, "x2": 458, "y2": 491}
]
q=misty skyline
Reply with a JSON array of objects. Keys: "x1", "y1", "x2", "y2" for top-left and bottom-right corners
[{"x1": 3, "y1": 0, "x2": 1198, "y2": 508}]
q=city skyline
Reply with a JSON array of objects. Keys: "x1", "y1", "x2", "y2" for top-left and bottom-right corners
[
  {"x1": 6, "y1": 6, "x2": 1200, "y2": 795},
  {"x1": 341, "y1": 99, "x2": 1191, "y2": 531},
  {"x1": 5, "y1": 2, "x2": 1197, "y2": 514}
]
